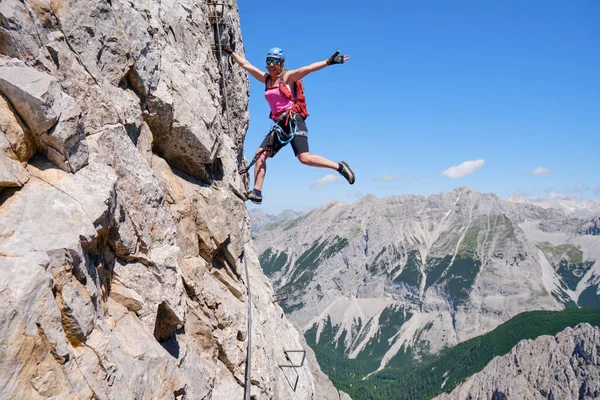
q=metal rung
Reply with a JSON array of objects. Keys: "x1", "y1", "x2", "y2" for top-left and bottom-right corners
[
  {"x1": 279, "y1": 349, "x2": 305, "y2": 391},
  {"x1": 272, "y1": 291, "x2": 288, "y2": 303},
  {"x1": 279, "y1": 349, "x2": 305, "y2": 368},
  {"x1": 207, "y1": 1, "x2": 224, "y2": 24}
]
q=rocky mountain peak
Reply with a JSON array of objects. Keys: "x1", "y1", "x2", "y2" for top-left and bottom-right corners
[
  {"x1": 248, "y1": 208, "x2": 302, "y2": 232},
  {"x1": 507, "y1": 193, "x2": 529, "y2": 203},
  {"x1": 435, "y1": 323, "x2": 600, "y2": 400}
]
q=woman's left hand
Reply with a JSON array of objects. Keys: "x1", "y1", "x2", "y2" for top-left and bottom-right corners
[{"x1": 327, "y1": 50, "x2": 350, "y2": 65}]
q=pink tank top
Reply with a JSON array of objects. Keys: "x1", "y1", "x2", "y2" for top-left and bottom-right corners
[{"x1": 265, "y1": 84, "x2": 293, "y2": 120}]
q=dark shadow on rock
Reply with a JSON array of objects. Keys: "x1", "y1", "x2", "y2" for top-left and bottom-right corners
[
  {"x1": 159, "y1": 334, "x2": 180, "y2": 359},
  {"x1": 0, "y1": 186, "x2": 21, "y2": 206},
  {"x1": 492, "y1": 390, "x2": 508, "y2": 400},
  {"x1": 170, "y1": 163, "x2": 211, "y2": 188},
  {"x1": 28, "y1": 154, "x2": 59, "y2": 171},
  {"x1": 154, "y1": 301, "x2": 183, "y2": 360}
]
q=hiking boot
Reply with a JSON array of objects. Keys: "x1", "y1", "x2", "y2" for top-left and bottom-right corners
[
  {"x1": 246, "y1": 190, "x2": 263, "y2": 204},
  {"x1": 339, "y1": 161, "x2": 355, "y2": 184}
]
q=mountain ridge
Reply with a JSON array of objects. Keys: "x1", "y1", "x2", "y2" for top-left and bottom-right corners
[
  {"x1": 253, "y1": 187, "x2": 600, "y2": 375},
  {"x1": 310, "y1": 308, "x2": 600, "y2": 400},
  {"x1": 435, "y1": 321, "x2": 600, "y2": 400},
  {"x1": 248, "y1": 208, "x2": 301, "y2": 233}
]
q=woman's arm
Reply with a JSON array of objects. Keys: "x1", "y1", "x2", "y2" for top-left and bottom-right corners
[
  {"x1": 284, "y1": 51, "x2": 349, "y2": 83},
  {"x1": 225, "y1": 48, "x2": 267, "y2": 83},
  {"x1": 285, "y1": 60, "x2": 329, "y2": 83}
]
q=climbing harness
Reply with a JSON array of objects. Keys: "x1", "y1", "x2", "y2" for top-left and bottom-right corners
[
  {"x1": 274, "y1": 111, "x2": 298, "y2": 145},
  {"x1": 237, "y1": 112, "x2": 298, "y2": 175}
]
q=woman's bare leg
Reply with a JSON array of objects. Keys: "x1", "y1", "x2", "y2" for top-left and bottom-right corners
[
  {"x1": 297, "y1": 152, "x2": 355, "y2": 184},
  {"x1": 253, "y1": 149, "x2": 270, "y2": 191},
  {"x1": 296, "y1": 152, "x2": 339, "y2": 169}
]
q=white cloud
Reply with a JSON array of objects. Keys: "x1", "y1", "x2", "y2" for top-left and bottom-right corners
[
  {"x1": 528, "y1": 167, "x2": 553, "y2": 176},
  {"x1": 312, "y1": 173, "x2": 339, "y2": 188},
  {"x1": 547, "y1": 190, "x2": 566, "y2": 199},
  {"x1": 376, "y1": 175, "x2": 400, "y2": 182},
  {"x1": 568, "y1": 184, "x2": 589, "y2": 200},
  {"x1": 404, "y1": 176, "x2": 422, "y2": 182},
  {"x1": 442, "y1": 159, "x2": 485, "y2": 179}
]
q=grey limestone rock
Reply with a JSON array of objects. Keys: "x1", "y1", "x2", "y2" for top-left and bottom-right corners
[
  {"x1": 0, "y1": 133, "x2": 29, "y2": 187},
  {"x1": 435, "y1": 323, "x2": 600, "y2": 400},
  {"x1": 0, "y1": 62, "x2": 89, "y2": 172},
  {"x1": 0, "y1": 62, "x2": 60, "y2": 135},
  {"x1": 0, "y1": 0, "x2": 47, "y2": 59},
  {"x1": 0, "y1": 92, "x2": 36, "y2": 162},
  {"x1": 0, "y1": 0, "x2": 345, "y2": 399}
]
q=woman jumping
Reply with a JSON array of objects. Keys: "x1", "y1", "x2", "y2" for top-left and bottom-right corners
[{"x1": 224, "y1": 46, "x2": 355, "y2": 205}]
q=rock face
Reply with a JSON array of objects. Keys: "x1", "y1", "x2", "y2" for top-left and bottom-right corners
[
  {"x1": 435, "y1": 323, "x2": 600, "y2": 400},
  {"x1": 0, "y1": 1, "x2": 346, "y2": 399},
  {"x1": 0, "y1": 57, "x2": 88, "y2": 173},
  {"x1": 253, "y1": 189, "x2": 600, "y2": 373}
]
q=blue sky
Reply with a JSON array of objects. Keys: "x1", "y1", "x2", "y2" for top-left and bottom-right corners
[{"x1": 236, "y1": 0, "x2": 599, "y2": 214}]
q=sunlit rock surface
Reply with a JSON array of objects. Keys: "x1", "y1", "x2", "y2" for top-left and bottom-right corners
[
  {"x1": 435, "y1": 323, "x2": 600, "y2": 400},
  {"x1": 0, "y1": 1, "x2": 346, "y2": 398}
]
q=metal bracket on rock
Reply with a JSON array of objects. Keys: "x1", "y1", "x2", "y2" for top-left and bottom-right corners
[
  {"x1": 207, "y1": 0, "x2": 232, "y2": 135},
  {"x1": 208, "y1": 1, "x2": 225, "y2": 54},
  {"x1": 272, "y1": 291, "x2": 289, "y2": 303},
  {"x1": 279, "y1": 349, "x2": 306, "y2": 392},
  {"x1": 207, "y1": 0, "x2": 224, "y2": 25}
]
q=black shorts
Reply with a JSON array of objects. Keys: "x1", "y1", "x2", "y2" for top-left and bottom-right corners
[{"x1": 259, "y1": 114, "x2": 309, "y2": 156}]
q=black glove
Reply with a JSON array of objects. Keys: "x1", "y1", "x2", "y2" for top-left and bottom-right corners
[
  {"x1": 221, "y1": 46, "x2": 233, "y2": 55},
  {"x1": 327, "y1": 50, "x2": 346, "y2": 65}
]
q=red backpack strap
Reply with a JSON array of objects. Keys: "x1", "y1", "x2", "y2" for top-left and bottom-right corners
[
  {"x1": 279, "y1": 69, "x2": 288, "y2": 84},
  {"x1": 264, "y1": 73, "x2": 291, "y2": 97},
  {"x1": 291, "y1": 81, "x2": 297, "y2": 101},
  {"x1": 277, "y1": 73, "x2": 294, "y2": 101}
]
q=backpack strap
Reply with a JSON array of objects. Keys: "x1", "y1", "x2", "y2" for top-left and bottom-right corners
[
  {"x1": 278, "y1": 71, "x2": 298, "y2": 102},
  {"x1": 279, "y1": 69, "x2": 288, "y2": 84},
  {"x1": 291, "y1": 81, "x2": 297, "y2": 102},
  {"x1": 265, "y1": 73, "x2": 293, "y2": 97}
]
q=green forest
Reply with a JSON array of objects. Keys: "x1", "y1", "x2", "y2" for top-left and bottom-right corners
[{"x1": 308, "y1": 308, "x2": 600, "y2": 400}]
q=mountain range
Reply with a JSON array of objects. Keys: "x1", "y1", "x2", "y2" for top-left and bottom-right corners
[
  {"x1": 435, "y1": 322, "x2": 600, "y2": 400},
  {"x1": 248, "y1": 208, "x2": 301, "y2": 233},
  {"x1": 252, "y1": 187, "x2": 600, "y2": 377}
]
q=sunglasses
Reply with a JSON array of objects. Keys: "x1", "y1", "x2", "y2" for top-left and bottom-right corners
[{"x1": 266, "y1": 59, "x2": 281, "y2": 66}]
